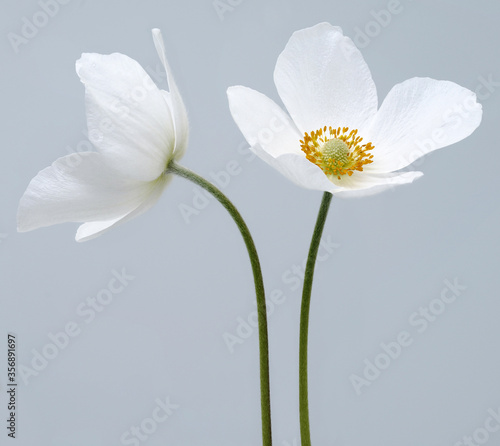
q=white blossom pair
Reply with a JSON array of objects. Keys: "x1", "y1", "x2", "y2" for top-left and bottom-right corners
[{"x1": 18, "y1": 23, "x2": 482, "y2": 239}]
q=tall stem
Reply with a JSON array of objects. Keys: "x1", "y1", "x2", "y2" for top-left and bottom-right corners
[
  {"x1": 167, "y1": 162, "x2": 272, "y2": 446},
  {"x1": 299, "y1": 192, "x2": 333, "y2": 446}
]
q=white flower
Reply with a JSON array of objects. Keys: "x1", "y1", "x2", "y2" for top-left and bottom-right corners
[
  {"x1": 227, "y1": 23, "x2": 482, "y2": 197},
  {"x1": 17, "y1": 29, "x2": 188, "y2": 241}
]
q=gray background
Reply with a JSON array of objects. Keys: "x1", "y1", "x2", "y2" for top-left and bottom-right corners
[{"x1": 1, "y1": 0, "x2": 499, "y2": 445}]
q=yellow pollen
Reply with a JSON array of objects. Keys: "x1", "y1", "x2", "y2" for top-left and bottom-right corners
[{"x1": 300, "y1": 126, "x2": 374, "y2": 180}]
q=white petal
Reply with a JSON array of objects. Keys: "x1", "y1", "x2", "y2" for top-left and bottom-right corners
[
  {"x1": 274, "y1": 22, "x2": 378, "y2": 134},
  {"x1": 251, "y1": 141, "x2": 422, "y2": 196},
  {"x1": 76, "y1": 52, "x2": 175, "y2": 182},
  {"x1": 17, "y1": 152, "x2": 157, "y2": 232},
  {"x1": 75, "y1": 175, "x2": 170, "y2": 242},
  {"x1": 227, "y1": 86, "x2": 303, "y2": 157},
  {"x1": 332, "y1": 171, "x2": 423, "y2": 197},
  {"x1": 152, "y1": 29, "x2": 189, "y2": 160},
  {"x1": 365, "y1": 77, "x2": 482, "y2": 172},
  {"x1": 251, "y1": 146, "x2": 342, "y2": 193}
]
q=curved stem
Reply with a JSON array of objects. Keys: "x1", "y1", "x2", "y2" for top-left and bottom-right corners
[
  {"x1": 167, "y1": 162, "x2": 272, "y2": 446},
  {"x1": 299, "y1": 192, "x2": 333, "y2": 446}
]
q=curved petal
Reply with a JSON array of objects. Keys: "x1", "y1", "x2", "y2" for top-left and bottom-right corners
[
  {"x1": 227, "y1": 86, "x2": 303, "y2": 157},
  {"x1": 76, "y1": 52, "x2": 175, "y2": 182},
  {"x1": 332, "y1": 171, "x2": 423, "y2": 197},
  {"x1": 17, "y1": 152, "x2": 156, "y2": 232},
  {"x1": 152, "y1": 29, "x2": 189, "y2": 160},
  {"x1": 365, "y1": 77, "x2": 482, "y2": 172},
  {"x1": 75, "y1": 175, "x2": 171, "y2": 242},
  {"x1": 274, "y1": 22, "x2": 378, "y2": 134},
  {"x1": 251, "y1": 146, "x2": 342, "y2": 193},
  {"x1": 252, "y1": 141, "x2": 422, "y2": 197}
]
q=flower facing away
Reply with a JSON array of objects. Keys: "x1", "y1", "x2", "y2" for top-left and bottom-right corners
[
  {"x1": 227, "y1": 23, "x2": 482, "y2": 197},
  {"x1": 17, "y1": 29, "x2": 188, "y2": 241}
]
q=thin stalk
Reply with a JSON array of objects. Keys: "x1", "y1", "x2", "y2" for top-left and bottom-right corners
[
  {"x1": 167, "y1": 162, "x2": 272, "y2": 446},
  {"x1": 299, "y1": 192, "x2": 333, "y2": 446}
]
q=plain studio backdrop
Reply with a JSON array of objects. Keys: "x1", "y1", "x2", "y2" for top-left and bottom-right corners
[{"x1": 1, "y1": 1, "x2": 499, "y2": 445}]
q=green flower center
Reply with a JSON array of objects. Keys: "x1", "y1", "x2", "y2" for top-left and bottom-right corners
[{"x1": 320, "y1": 138, "x2": 350, "y2": 169}]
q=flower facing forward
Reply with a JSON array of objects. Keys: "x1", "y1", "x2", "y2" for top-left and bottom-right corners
[
  {"x1": 227, "y1": 23, "x2": 482, "y2": 197},
  {"x1": 17, "y1": 29, "x2": 188, "y2": 241}
]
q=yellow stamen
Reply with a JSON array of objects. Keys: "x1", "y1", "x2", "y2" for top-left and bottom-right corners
[{"x1": 300, "y1": 126, "x2": 374, "y2": 180}]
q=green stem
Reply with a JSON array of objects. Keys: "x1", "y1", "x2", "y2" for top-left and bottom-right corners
[
  {"x1": 167, "y1": 162, "x2": 272, "y2": 446},
  {"x1": 299, "y1": 192, "x2": 333, "y2": 446}
]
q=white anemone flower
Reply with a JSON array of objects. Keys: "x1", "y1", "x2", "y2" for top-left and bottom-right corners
[
  {"x1": 17, "y1": 29, "x2": 188, "y2": 241},
  {"x1": 227, "y1": 23, "x2": 482, "y2": 197}
]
